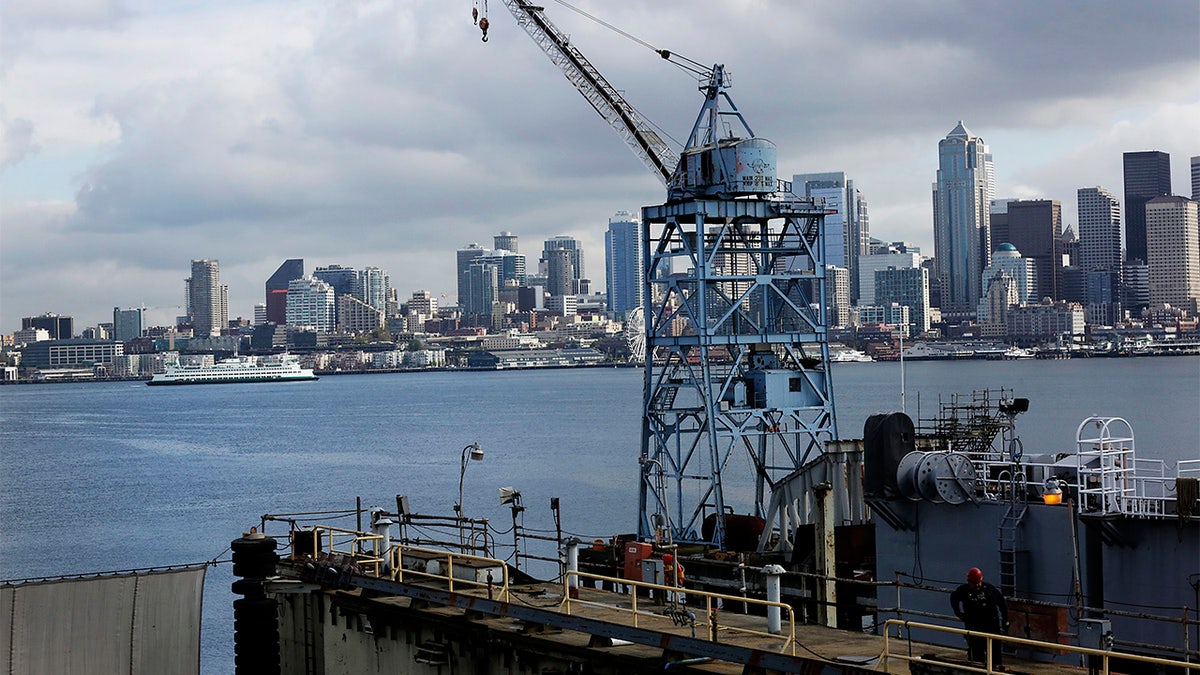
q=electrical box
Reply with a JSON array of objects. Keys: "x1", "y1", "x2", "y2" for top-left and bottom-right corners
[
  {"x1": 641, "y1": 558, "x2": 664, "y2": 585},
  {"x1": 1079, "y1": 618, "x2": 1112, "y2": 650},
  {"x1": 623, "y1": 542, "x2": 653, "y2": 581}
]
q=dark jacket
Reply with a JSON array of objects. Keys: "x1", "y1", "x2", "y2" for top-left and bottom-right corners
[{"x1": 950, "y1": 581, "x2": 1008, "y2": 631}]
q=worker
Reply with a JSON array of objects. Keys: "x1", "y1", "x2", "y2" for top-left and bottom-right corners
[
  {"x1": 950, "y1": 568, "x2": 1009, "y2": 668},
  {"x1": 662, "y1": 553, "x2": 685, "y2": 604}
]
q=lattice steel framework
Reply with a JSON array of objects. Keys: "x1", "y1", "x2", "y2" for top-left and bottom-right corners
[{"x1": 637, "y1": 197, "x2": 838, "y2": 549}]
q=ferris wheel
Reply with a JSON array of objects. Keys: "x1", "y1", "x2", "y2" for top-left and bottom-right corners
[{"x1": 624, "y1": 307, "x2": 645, "y2": 364}]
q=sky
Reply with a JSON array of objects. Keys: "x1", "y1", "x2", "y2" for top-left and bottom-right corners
[{"x1": 2, "y1": 0, "x2": 1198, "y2": 332}]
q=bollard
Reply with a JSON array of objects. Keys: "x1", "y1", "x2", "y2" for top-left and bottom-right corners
[{"x1": 763, "y1": 564, "x2": 786, "y2": 635}]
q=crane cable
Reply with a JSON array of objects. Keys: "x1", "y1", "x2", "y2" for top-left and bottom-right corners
[{"x1": 547, "y1": 0, "x2": 709, "y2": 77}]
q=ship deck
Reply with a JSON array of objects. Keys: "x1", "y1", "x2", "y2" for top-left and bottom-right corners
[{"x1": 292, "y1": 566, "x2": 1120, "y2": 675}]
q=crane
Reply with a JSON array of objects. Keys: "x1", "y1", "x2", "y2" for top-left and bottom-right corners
[
  {"x1": 481, "y1": 0, "x2": 779, "y2": 202},
  {"x1": 476, "y1": 1, "x2": 842, "y2": 551}
]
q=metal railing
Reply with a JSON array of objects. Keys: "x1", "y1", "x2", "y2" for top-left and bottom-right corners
[
  {"x1": 882, "y1": 619, "x2": 1199, "y2": 674},
  {"x1": 291, "y1": 525, "x2": 387, "y2": 575},
  {"x1": 562, "y1": 570, "x2": 797, "y2": 655},
  {"x1": 387, "y1": 544, "x2": 511, "y2": 603}
]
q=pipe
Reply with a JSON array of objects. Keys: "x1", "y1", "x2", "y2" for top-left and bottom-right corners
[{"x1": 763, "y1": 564, "x2": 785, "y2": 634}]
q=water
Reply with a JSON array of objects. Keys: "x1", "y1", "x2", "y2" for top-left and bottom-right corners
[{"x1": 1, "y1": 357, "x2": 1196, "y2": 673}]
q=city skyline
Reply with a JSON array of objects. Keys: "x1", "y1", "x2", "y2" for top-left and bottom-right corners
[{"x1": 2, "y1": 2, "x2": 1197, "y2": 330}]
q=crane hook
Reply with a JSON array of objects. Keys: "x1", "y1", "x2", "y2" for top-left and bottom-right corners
[
  {"x1": 472, "y1": 6, "x2": 478, "y2": 25},
  {"x1": 479, "y1": 17, "x2": 489, "y2": 42}
]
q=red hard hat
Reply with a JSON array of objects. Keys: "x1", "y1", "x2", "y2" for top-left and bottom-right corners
[
  {"x1": 662, "y1": 554, "x2": 673, "y2": 563},
  {"x1": 967, "y1": 568, "x2": 983, "y2": 584}
]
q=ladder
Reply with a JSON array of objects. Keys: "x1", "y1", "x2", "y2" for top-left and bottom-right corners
[{"x1": 998, "y1": 500, "x2": 1027, "y2": 597}]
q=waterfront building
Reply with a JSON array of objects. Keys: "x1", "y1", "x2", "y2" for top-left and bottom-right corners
[
  {"x1": 407, "y1": 291, "x2": 438, "y2": 322},
  {"x1": 604, "y1": 210, "x2": 643, "y2": 317},
  {"x1": 793, "y1": 172, "x2": 870, "y2": 302},
  {"x1": 265, "y1": 259, "x2": 304, "y2": 325},
  {"x1": 466, "y1": 260, "x2": 500, "y2": 318},
  {"x1": 1004, "y1": 199, "x2": 1062, "y2": 301},
  {"x1": 19, "y1": 338, "x2": 124, "y2": 368},
  {"x1": 112, "y1": 307, "x2": 144, "y2": 342},
  {"x1": 494, "y1": 231, "x2": 519, "y2": 254},
  {"x1": 874, "y1": 266, "x2": 930, "y2": 334},
  {"x1": 357, "y1": 267, "x2": 390, "y2": 313},
  {"x1": 1077, "y1": 188, "x2": 1122, "y2": 321},
  {"x1": 856, "y1": 303, "x2": 911, "y2": 336},
  {"x1": 313, "y1": 264, "x2": 360, "y2": 321},
  {"x1": 286, "y1": 277, "x2": 336, "y2": 332},
  {"x1": 933, "y1": 122, "x2": 994, "y2": 316},
  {"x1": 1123, "y1": 261, "x2": 1151, "y2": 313},
  {"x1": 22, "y1": 313, "x2": 74, "y2": 340},
  {"x1": 1006, "y1": 300, "x2": 1085, "y2": 345},
  {"x1": 456, "y1": 243, "x2": 487, "y2": 310},
  {"x1": 338, "y1": 296, "x2": 385, "y2": 334},
  {"x1": 541, "y1": 236, "x2": 585, "y2": 292},
  {"x1": 1123, "y1": 151, "x2": 1172, "y2": 264},
  {"x1": 857, "y1": 253, "x2": 923, "y2": 306},
  {"x1": 826, "y1": 265, "x2": 851, "y2": 328},
  {"x1": 545, "y1": 248, "x2": 574, "y2": 298},
  {"x1": 1145, "y1": 195, "x2": 1200, "y2": 312},
  {"x1": 546, "y1": 294, "x2": 577, "y2": 317},
  {"x1": 187, "y1": 260, "x2": 227, "y2": 337},
  {"x1": 13, "y1": 328, "x2": 50, "y2": 344}
]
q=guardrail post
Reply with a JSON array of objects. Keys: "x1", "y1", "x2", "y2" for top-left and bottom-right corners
[
  {"x1": 566, "y1": 538, "x2": 580, "y2": 597},
  {"x1": 763, "y1": 564, "x2": 786, "y2": 634}
]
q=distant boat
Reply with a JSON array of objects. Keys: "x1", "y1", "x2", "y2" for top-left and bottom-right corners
[
  {"x1": 901, "y1": 342, "x2": 974, "y2": 360},
  {"x1": 829, "y1": 349, "x2": 873, "y2": 363},
  {"x1": 147, "y1": 353, "x2": 318, "y2": 386}
]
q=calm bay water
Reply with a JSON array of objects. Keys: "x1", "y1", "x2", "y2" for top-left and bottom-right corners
[{"x1": 1, "y1": 357, "x2": 1197, "y2": 673}]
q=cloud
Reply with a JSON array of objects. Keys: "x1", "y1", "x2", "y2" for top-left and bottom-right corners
[{"x1": 1, "y1": 0, "x2": 1198, "y2": 330}]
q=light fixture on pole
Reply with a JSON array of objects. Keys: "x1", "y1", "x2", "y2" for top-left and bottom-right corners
[{"x1": 456, "y1": 442, "x2": 484, "y2": 517}]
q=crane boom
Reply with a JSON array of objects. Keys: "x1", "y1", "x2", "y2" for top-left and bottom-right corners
[{"x1": 499, "y1": 0, "x2": 678, "y2": 186}]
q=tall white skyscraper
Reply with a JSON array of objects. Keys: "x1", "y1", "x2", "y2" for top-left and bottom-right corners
[
  {"x1": 933, "y1": 122, "x2": 994, "y2": 314},
  {"x1": 605, "y1": 210, "x2": 643, "y2": 316},
  {"x1": 977, "y1": 244, "x2": 1036, "y2": 322},
  {"x1": 1145, "y1": 196, "x2": 1200, "y2": 311},
  {"x1": 286, "y1": 277, "x2": 336, "y2": 331},
  {"x1": 1077, "y1": 187, "x2": 1122, "y2": 272},
  {"x1": 793, "y1": 172, "x2": 870, "y2": 303},
  {"x1": 187, "y1": 259, "x2": 227, "y2": 337}
]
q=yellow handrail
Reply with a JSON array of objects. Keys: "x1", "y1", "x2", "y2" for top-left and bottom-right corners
[
  {"x1": 881, "y1": 618, "x2": 1198, "y2": 674},
  {"x1": 387, "y1": 543, "x2": 511, "y2": 603},
  {"x1": 563, "y1": 570, "x2": 797, "y2": 655}
]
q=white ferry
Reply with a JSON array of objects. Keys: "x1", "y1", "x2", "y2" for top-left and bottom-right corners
[
  {"x1": 147, "y1": 353, "x2": 318, "y2": 386},
  {"x1": 829, "y1": 348, "x2": 873, "y2": 363}
]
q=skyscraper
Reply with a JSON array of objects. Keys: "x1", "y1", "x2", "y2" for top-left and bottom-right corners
[
  {"x1": 1077, "y1": 187, "x2": 1123, "y2": 325},
  {"x1": 188, "y1": 259, "x2": 226, "y2": 337},
  {"x1": 494, "y1": 231, "x2": 519, "y2": 254},
  {"x1": 21, "y1": 313, "x2": 74, "y2": 339},
  {"x1": 793, "y1": 172, "x2": 870, "y2": 302},
  {"x1": 112, "y1": 307, "x2": 144, "y2": 341},
  {"x1": 1005, "y1": 199, "x2": 1062, "y2": 301},
  {"x1": 933, "y1": 122, "x2": 994, "y2": 315},
  {"x1": 875, "y1": 266, "x2": 930, "y2": 334},
  {"x1": 977, "y1": 244, "x2": 1036, "y2": 322},
  {"x1": 542, "y1": 236, "x2": 585, "y2": 292},
  {"x1": 265, "y1": 259, "x2": 304, "y2": 325},
  {"x1": 466, "y1": 260, "x2": 500, "y2": 317},
  {"x1": 1077, "y1": 187, "x2": 1121, "y2": 272},
  {"x1": 1191, "y1": 156, "x2": 1199, "y2": 200},
  {"x1": 545, "y1": 248, "x2": 574, "y2": 298},
  {"x1": 1122, "y1": 151, "x2": 1172, "y2": 264},
  {"x1": 604, "y1": 210, "x2": 643, "y2": 316},
  {"x1": 357, "y1": 267, "x2": 390, "y2": 312},
  {"x1": 456, "y1": 243, "x2": 487, "y2": 312},
  {"x1": 1145, "y1": 196, "x2": 1199, "y2": 311},
  {"x1": 286, "y1": 277, "x2": 335, "y2": 332}
]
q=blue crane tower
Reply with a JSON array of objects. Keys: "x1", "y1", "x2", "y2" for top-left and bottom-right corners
[{"x1": 493, "y1": 0, "x2": 839, "y2": 551}]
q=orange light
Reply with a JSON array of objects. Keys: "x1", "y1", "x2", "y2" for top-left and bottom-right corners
[{"x1": 1043, "y1": 492, "x2": 1063, "y2": 506}]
